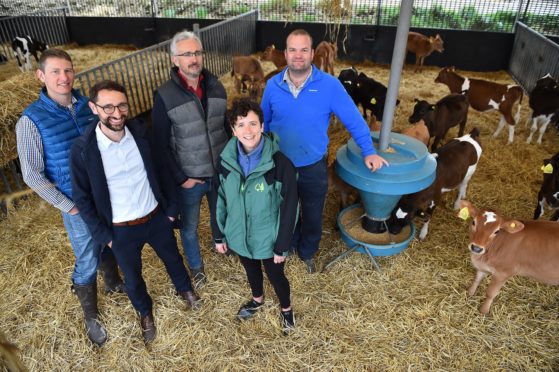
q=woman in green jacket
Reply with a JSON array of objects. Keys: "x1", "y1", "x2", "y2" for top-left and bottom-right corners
[{"x1": 212, "y1": 98, "x2": 298, "y2": 334}]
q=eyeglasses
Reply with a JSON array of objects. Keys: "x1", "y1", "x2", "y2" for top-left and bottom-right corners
[
  {"x1": 175, "y1": 50, "x2": 205, "y2": 58},
  {"x1": 92, "y1": 102, "x2": 129, "y2": 114}
]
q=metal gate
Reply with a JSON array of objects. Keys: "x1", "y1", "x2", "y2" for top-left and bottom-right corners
[
  {"x1": 509, "y1": 21, "x2": 559, "y2": 92},
  {"x1": 74, "y1": 9, "x2": 258, "y2": 117}
]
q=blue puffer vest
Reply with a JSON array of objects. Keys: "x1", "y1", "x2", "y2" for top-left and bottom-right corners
[{"x1": 23, "y1": 88, "x2": 98, "y2": 199}]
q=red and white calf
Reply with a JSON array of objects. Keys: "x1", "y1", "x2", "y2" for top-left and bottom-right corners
[
  {"x1": 387, "y1": 128, "x2": 482, "y2": 240},
  {"x1": 533, "y1": 152, "x2": 559, "y2": 221},
  {"x1": 526, "y1": 74, "x2": 559, "y2": 144},
  {"x1": 435, "y1": 67, "x2": 523, "y2": 144},
  {"x1": 458, "y1": 200, "x2": 559, "y2": 314},
  {"x1": 11, "y1": 35, "x2": 48, "y2": 72}
]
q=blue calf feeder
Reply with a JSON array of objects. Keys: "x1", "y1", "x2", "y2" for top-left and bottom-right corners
[{"x1": 324, "y1": 132, "x2": 436, "y2": 271}]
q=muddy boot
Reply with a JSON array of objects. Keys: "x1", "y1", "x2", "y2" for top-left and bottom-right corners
[
  {"x1": 73, "y1": 282, "x2": 108, "y2": 346},
  {"x1": 98, "y1": 253, "x2": 125, "y2": 294}
]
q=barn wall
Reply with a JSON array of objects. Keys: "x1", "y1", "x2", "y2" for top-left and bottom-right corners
[
  {"x1": 67, "y1": 17, "x2": 545, "y2": 72},
  {"x1": 256, "y1": 22, "x2": 515, "y2": 72},
  {"x1": 67, "y1": 17, "x2": 219, "y2": 47}
]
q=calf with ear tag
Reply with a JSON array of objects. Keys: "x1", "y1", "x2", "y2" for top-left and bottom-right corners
[{"x1": 458, "y1": 207, "x2": 470, "y2": 220}]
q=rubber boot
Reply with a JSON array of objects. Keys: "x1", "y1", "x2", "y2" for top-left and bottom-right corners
[
  {"x1": 98, "y1": 251, "x2": 125, "y2": 294},
  {"x1": 73, "y1": 282, "x2": 108, "y2": 346}
]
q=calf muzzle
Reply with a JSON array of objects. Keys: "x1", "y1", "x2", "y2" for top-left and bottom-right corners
[{"x1": 469, "y1": 244, "x2": 484, "y2": 255}]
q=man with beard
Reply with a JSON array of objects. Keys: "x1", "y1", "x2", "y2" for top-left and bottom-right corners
[
  {"x1": 151, "y1": 30, "x2": 229, "y2": 285},
  {"x1": 15, "y1": 49, "x2": 123, "y2": 347},
  {"x1": 70, "y1": 80, "x2": 200, "y2": 344},
  {"x1": 261, "y1": 29, "x2": 388, "y2": 273}
]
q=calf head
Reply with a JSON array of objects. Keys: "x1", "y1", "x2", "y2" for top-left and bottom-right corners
[
  {"x1": 261, "y1": 45, "x2": 276, "y2": 61},
  {"x1": 434, "y1": 66, "x2": 455, "y2": 85},
  {"x1": 539, "y1": 153, "x2": 559, "y2": 209},
  {"x1": 458, "y1": 200, "x2": 524, "y2": 256},
  {"x1": 338, "y1": 67, "x2": 358, "y2": 99},
  {"x1": 409, "y1": 98, "x2": 434, "y2": 123},
  {"x1": 35, "y1": 40, "x2": 48, "y2": 53},
  {"x1": 387, "y1": 194, "x2": 431, "y2": 234},
  {"x1": 534, "y1": 73, "x2": 559, "y2": 92},
  {"x1": 430, "y1": 34, "x2": 444, "y2": 53}
]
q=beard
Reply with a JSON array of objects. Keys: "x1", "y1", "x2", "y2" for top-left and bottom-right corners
[{"x1": 100, "y1": 115, "x2": 126, "y2": 132}]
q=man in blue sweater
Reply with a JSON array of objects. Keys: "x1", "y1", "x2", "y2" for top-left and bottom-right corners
[{"x1": 261, "y1": 29, "x2": 388, "y2": 273}]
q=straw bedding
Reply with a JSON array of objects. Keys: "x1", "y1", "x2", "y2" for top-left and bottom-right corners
[
  {"x1": 1, "y1": 58, "x2": 559, "y2": 371},
  {"x1": 0, "y1": 44, "x2": 138, "y2": 168}
]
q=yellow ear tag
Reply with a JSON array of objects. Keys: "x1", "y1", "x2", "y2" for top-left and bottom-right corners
[
  {"x1": 510, "y1": 222, "x2": 516, "y2": 228},
  {"x1": 431, "y1": 105, "x2": 436, "y2": 109},
  {"x1": 542, "y1": 164, "x2": 553, "y2": 174},
  {"x1": 458, "y1": 207, "x2": 469, "y2": 220},
  {"x1": 370, "y1": 97, "x2": 376, "y2": 105}
]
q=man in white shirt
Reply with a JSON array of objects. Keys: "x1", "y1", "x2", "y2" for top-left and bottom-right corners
[{"x1": 70, "y1": 80, "x2": 200, "y2": 344}]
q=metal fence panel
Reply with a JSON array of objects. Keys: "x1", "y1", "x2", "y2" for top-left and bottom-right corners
[
  {"x1": 74, "y1": 10, "x2": 258, "y2": 116},
  {"x1": 1, "y1": 1, "x2": 558, "y2": 36},
  {"x1": 0, "y1": 7, "x2": 69, "y2": 62},
  {"x1": 509, "y1": 21, "x2": 559, "y2": 93}
]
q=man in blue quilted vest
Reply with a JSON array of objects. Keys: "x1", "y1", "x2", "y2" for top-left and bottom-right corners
[{"x1": 15, "y1": 49, "x2": 123, "y2": 347}]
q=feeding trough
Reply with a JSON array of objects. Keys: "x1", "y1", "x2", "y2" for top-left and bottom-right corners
[{"x1": 324, "y1": 131, "x2": 436, "y2": 271}]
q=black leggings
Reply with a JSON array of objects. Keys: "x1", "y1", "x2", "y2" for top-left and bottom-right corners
[{"x1": 238, "y1": 255, "x2": 291, "y2": 309}]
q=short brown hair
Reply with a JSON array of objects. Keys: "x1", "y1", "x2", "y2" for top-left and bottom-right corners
[
  {"x1": 287, "y1": 29, "x2": 313, "y2": 47},
  {"x1": 89, "y1": 80, "x2": 128, "y2": 103},
  {"x1": 226, "y1": 98, "x2": 263, "y2": 128},
  {"x1": 38, "y1": 49, "x2": 72, "y2": 71}
]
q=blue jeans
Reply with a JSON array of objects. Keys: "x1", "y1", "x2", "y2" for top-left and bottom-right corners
[
  {"x1": 293, "y1": 157, "x2": 329, "y2": 260},
  {"x1": 178, "y1": 179, "x2": 215, "y2": 270},
  {"x1": 111, "y1": 210, "x2": 192, "y2": 316},
  {"x1": 62, "y1": 211, "x2": 102, "y2": 286}
]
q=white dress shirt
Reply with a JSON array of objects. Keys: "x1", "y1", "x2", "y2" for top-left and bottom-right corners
[{"x1": 95, "y1": 123, "x2": 158, "y2": 223}]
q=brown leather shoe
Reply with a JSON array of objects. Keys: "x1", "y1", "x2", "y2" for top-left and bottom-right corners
[
  {"x1": 178, "y1": 290, "x2": 201, "y2": 310},
  {"x1": 140, "y1": 312, "x2": 156, "y2": 344}
]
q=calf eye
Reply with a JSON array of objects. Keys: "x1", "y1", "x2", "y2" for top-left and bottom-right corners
[{"x1": 471, "y1": 220, "x2": 476, "y2": 227}]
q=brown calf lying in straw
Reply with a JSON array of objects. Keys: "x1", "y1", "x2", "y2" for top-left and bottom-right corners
[
  {"x1": 231, "y1": 55, "x2": 265, "y2": 100},
  {"x1": 406, "y1": 32, "x2": 444, "y2": 72},
  {"x1": 458, "y1": 200, "x2": 559, "y2": 314},
  {"x1": 0, "y1": 330, "x2": 27, "y2": 372}
]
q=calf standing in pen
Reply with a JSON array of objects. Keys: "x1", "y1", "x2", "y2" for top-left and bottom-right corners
[
  {"x1": 406, "y1": 32, "x2": 444, "y2": 72},
  {"x1": 260, "y1": 44, "x2": 287, "y2": 69},
  {"x1": 11, "y1": 35, "x2": 48, "y2": 72},
  {"x1": 231, "y1": 55, "x2": 265, "y2": 100},
  {"x1": 458, "y1": 200, "x2": 559, "y2": 315},
  {"x1": 313, "y1": 41, "x2": 337, "y2": 75},
  {"x1": 409, "y1": 93, "x2": 469, "y2": 151},
  {"x1": 533, "y1": 152, "x2": 559, "y2": 221},
  {"x1": 435, "y1": 67, "x2": 523, "y2": 144},
  {"x1": 526, "y1": 74, "x2": 559, "y2": 144},
  {"x1": 387, "y1": 128, "x2": 482, "y2": 240}
]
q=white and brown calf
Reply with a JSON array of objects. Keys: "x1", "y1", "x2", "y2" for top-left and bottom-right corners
[
  {"x1": 458, "y1": 200, "x2": 559, "y2": 314},
  {"x1": 387, "y1": 128, "x2": 482, "y2": 240},
  {"x1": 435, "y1": 67, "x2": 523, "y2": 144}
]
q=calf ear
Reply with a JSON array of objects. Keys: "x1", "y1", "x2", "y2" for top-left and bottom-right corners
[
  {"x1": 500, "y1": 219, "x2": 524, "y2": 234},
  {"x1": 414, "y1": 98, "x2": 419, "y2": 103},
  {"x1": 458, "y1": 200, "x2": 478, "y2": 218}
]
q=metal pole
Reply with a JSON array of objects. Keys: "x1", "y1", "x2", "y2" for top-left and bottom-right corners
[{"x1": 379, "y1": 0, "x2": 413, "y2": 151}]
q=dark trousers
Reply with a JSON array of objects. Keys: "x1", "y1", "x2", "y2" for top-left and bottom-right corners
[
  {"x1": 111, "y1": 210, "x2": 193, "y2": 316},
  {"x1": 238, "y1": 255, "x2": 291, "y2": 309},
  {"x1": 293, "y1": 157, "x2": 328, "y2": 260}
]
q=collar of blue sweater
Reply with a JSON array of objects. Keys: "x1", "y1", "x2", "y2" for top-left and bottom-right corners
[{"x1": 237, "y1": 136, "x2": 265, "y2": 177}]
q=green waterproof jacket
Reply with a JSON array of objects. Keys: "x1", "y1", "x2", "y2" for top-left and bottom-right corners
[{"x1": 213, "y1": 133, "x2": 298, "y2": 259}]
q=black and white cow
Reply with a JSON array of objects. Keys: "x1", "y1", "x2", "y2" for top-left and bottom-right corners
[
  {"x1": 387, "y1": 128, "x2": 482, "y2": 240},
  {"x1": 534, "y1": 152, "x2": 559, "y2": 221},
  {"x1": 11, "y1": 35, "x2": 48, "y2": 72},
  {"x1": 526, "y1": 74, "x2": 559, "y2": 144}
]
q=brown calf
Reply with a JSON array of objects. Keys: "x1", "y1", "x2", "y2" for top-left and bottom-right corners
[
  {"x1": 435, "y1": 67, "x2": 524, "y2": 143},
  {"x1": 401, "y1": 119, "x2": 430, "y2": 146},
  {"x1": 327, "y1": 162, "x2": 360, "y2": 211},
  {"x1": 313, "y1": 41, "x2": 337, "y2": 75},
  {"x1": 260, "y1": 44, "x2": 286, "y2": 69},
  {"x1": 406, "y1": 32, "x2": 444, "y2": 72},
  {"x1": 459, "y1": 200, "x2": 559, "y2": 314},
  {"x1": 231, "y1": 56, "x2": 265, "y2": 100}
]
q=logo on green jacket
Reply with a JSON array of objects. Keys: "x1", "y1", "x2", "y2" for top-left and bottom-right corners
[{"x1": 255, "y1": 182, "x2": 265, "y2": 192}]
